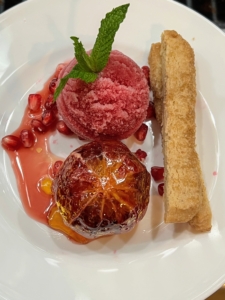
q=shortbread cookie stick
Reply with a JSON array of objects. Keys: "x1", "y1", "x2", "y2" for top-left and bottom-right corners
[{"x1": 149, "y1": 30, "x2": 212, "y2": 230}]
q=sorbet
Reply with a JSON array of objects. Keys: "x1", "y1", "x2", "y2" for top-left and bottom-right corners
[{"x1": 56, "y1": 50, "x2": 150, "y2": 140}]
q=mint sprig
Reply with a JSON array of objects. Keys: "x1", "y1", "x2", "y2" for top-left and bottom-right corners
[
  {"x1": 54, "y1": 3, "x2": 130, "y2": 101},
  {"x1": 90, "y1": 4, "x2": 129, "y2": 72},
  {"x1": 70, "y1": 37, "x2": 94, "y2": 72}
]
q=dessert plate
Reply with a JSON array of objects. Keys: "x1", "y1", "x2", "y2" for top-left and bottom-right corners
[{"x1": 0, "y1": 0, "x2": 225, "y2": 299}]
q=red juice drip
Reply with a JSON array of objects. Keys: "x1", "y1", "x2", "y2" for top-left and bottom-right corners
[
  {"x1": 9, "y1": 132, "x2": 54, "y2": 224},
  {"x1": 4, "y1": 69, "x2": 91, "y2": 244},
  {"x1": 5, "y1": 76, "x2": 58, "y2": 225}
]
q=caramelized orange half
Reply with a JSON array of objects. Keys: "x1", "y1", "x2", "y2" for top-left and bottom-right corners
[{"x1": 52, "y1": 140, "x2": 150, "y2": 239}]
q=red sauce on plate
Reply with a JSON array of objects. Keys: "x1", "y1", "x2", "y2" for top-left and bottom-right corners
[
  {"x1": 7, "y1": 82, "x2": 56, "y2": 224},
  {"x1": 4, "y1": 70, "x2": 90, "y2": 244}
]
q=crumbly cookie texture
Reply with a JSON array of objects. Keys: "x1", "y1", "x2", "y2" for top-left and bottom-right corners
[{"x1": 149, "y1": 30, "x2": 212, "y2": 231}]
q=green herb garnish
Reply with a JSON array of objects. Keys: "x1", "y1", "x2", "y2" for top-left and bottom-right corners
[{"x1": 54, "y1": 3, "x2": 130, "y2": 101}]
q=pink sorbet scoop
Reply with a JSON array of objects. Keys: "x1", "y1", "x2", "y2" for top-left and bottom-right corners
[{"x1": 56, "y1": 50, "x2": 150, "y2": 141}]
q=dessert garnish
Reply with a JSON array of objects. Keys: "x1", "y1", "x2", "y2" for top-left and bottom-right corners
[{"x1": 54, "y1": 3, "x2": 130, "y2": 100}]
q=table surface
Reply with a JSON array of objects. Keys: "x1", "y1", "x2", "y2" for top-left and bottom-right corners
[{"x1": 0, "y1": 0, "x2": 225, "y2": 299}]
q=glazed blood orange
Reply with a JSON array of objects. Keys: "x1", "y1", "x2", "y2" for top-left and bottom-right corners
[{"x1": 52, "y1": 140, "x2": 150, "y2": 239}]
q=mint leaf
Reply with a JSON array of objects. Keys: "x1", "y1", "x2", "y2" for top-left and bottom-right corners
[
  {"x1": 90, "y1": 4, "x2": 130, "y2": 72},
  {"x1": 70, "y1": 37, "x2": 94, "y2": 72},
  {"x1": 54, "y1": 3, "x2": 130, "y2": 101},
  {"x1": 54, "y1": 67, "x2": 97, "y2": 101}
]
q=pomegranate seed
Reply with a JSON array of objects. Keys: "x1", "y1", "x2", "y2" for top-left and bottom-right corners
[
  {"x1": 1, "y1": 135, "x2": 21, "y2": 151},
  {"x1": 146, "y1": 101, "x2": 155, "y2": 119},
  {"x1": 158, "y1": 183, "x2": 164, "y2": 196},
  {"x1": 31, "y1": 119, "x2": 47, "y2": 133},
  {"x1": 52, "y1": 160, "x2": 63, "y2": 177},
  {"x1": 134, "y1": 123, "x2": 148, "y2": 141},
  {"x1": 20, "y1": 129, "x2": 34, "y2": 148},
  {"x1": 28, "y1": 94, "x2": 42, "y2": 112},
  {"x1": 49, "y1": 78, "x2": 57, "y2": 94},
  {"x1": 134, "y1": 149, "x2": 147, "y2": 161},
  {"x1": 44, "y1": 94, "x2": 56, "y2": 110},
  {"x1": 78, "y1": 136, "x2": 87, "y2": 141},
  {"x1": 151, "y1": 166, "x2": 164, "y2": 182},
  {"x1": 42, "y1": 110, "x2": 56, "y2": 126},
  {"x1": 56, "y1": 120, "x2": 72, "y2": 135},
  {"x1": 141, "y1": 66, "x2": 150, "y2": 86}
]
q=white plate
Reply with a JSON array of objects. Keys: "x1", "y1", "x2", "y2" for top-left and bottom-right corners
[{"x1": 0, "y1": 0, "x2": 225, "y2": 299}]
